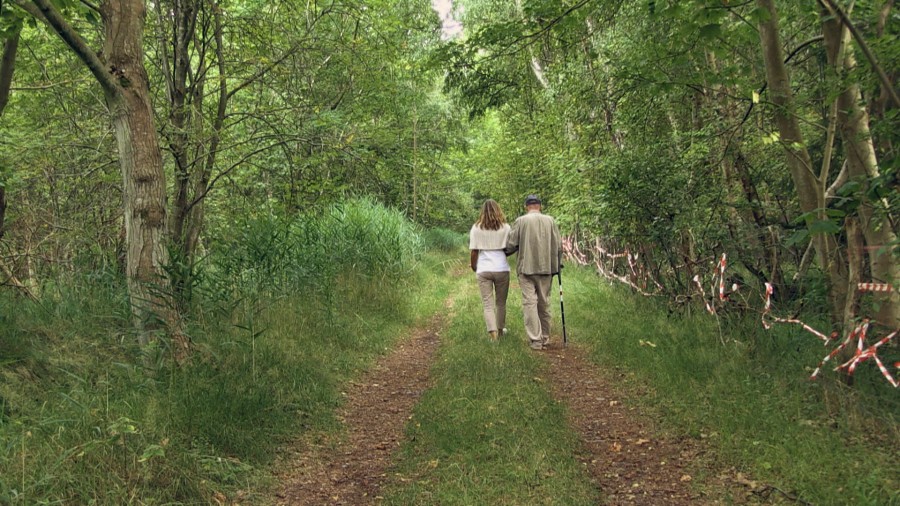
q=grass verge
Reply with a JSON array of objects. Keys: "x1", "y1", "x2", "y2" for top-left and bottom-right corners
[{"x1": 562, "y1": 264, "x2": 899, "y2": 506}]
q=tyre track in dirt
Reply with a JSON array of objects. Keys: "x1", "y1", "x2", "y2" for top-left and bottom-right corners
[
  {"x1": 274, "y1": 297, "x2": 455, "y2": 505},
  {"x1": 539, "y1": 342, "x2": 730, "y2": 505}
]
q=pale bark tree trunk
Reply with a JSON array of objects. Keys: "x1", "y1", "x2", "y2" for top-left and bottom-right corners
[
  {"x1": 756, "y1": 0, "x2": 848, "y2": 325},
  {"x1": 23, "y1": 0, "x2": 186, "y2": 354},
  {"x1": 100, "y1": 0, "x2": 186, "y2": 349},
  {"x1": 844, "y1": 218, "x2": 864, "y2": 330},
  {"x1": 821, "y1": 8, "x2": 899, "y2": 328}
]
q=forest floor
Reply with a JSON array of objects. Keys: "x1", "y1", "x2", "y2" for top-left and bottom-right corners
[{"x1": 271, "y1": 283, "x2": 769, "y2": 505}]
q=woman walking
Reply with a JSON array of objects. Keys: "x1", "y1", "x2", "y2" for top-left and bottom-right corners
[{"x1": 469, "y1": 199, "x2": 511, "y2": 342}]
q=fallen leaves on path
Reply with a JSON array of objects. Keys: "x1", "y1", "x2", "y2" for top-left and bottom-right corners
[
  {"x1": 539, "y1": 343, "x2": 752, "y2": 505},
  {"x1": 273, "y1": 307, "x2": 448, "y2": 505}
]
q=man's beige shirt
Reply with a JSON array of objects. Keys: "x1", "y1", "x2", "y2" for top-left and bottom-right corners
[{"x1": 505, "y1": 211, "x2": 562, "y2": 276}]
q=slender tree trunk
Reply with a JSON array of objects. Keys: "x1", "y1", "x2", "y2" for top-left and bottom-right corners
[
  {"x1": 411, "y1": 103, "x2": 418, "y2": 221},
  {"x1": 184, "y1": 6, "x2": 227, "y2": 258},
  {"x1": 0, "y1": 185, "x2": 6, "y2": 243},
  {"x1": 844, "y1": 218, "x2": 864, "y2": 329},
  {"x1": 705, "y1": 50, "x2": 781, "y2": 286},
  {"x1": 1, "y1": 30, "x2": 20, "y2": 248},
  {"x1": 160, "y1": 0, "x2": 198, "y2": 259},
  {"x1": 0, "y1": 29, "x2": 19, "y2": 116},
  {"x1": 756, "y1": 0, "x2": 847, "y2": 325},
  {"x1": 822, "y1": 9, "x2": 899, "y2": 328}
]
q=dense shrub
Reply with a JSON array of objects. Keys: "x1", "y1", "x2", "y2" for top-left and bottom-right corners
[{"x1": 422, "y1": 227, "x2": 466, "y2": 253}]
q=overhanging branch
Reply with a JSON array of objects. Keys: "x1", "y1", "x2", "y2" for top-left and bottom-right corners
[{"x1": 20, "y1": 0, "x2": 120, "y2": 95}]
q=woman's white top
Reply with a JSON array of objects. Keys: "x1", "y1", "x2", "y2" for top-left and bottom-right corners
[
  {"x1": 469, "y1": 223, "x2": 511, "y2": 274},
  {"x1": 476, "y1": 250, "x2": 510, "y2": 273}
]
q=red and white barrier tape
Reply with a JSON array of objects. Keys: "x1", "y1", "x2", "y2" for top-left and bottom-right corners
[
  {"x1": 566, "y1": 234, "x2": 899, "y2": 388},
  {"x1": 811, "y1": 321, "x2": 898, "y2": 387},
  {"x1": 811, "y1": 322, "x2": 865, "y2": 379},
  {"x1": 693, "y1": 274, "x2": 716, "y2": 314},
  {"x1": 562, "y1": 236, "x2": 590, "y2": 266},
  {"x1": 762, "y1": 283, "x2": 833, "y2": 344},
  {"x1": 594, "y1": 256, "x2": 657, "y2": 297},
  {"x1": 857, "y1": 283, "x2": 893, "y2": 292},
  {"x1": 717, "y1": 253, "x2": 727, "y2": 301},
  {"x1": 692, "y1": 253, "x2": 736, "y2": 315},
  {"x1": 572, "y1": 236, "x2": 662, "y2": 296}
]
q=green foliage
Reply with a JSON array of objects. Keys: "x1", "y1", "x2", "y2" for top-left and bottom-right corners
[
  {"x1": 422, "y1": 227, "x2": 467, "y2": 252},
  {"x1": 0, "y1": 203, "x2": 445, "y2": 504},
  {"x1": 565, "y1": 265, "x2": 900, "y2": 505}
]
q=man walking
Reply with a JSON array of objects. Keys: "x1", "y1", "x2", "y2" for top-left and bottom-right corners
[{"x1": 505, "y1": 195, "x2": 562, "y2": 350}]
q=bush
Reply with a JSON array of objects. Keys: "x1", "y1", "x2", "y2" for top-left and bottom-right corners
[{"x1": 422, "y1": 227, "x2": 466, "y2": 253}]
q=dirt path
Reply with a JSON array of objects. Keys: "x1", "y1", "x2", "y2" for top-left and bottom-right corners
[
  {"x1": 539, "y1": 342, "x2": 734, "y2": 505},
  {"x1": 271, "y1": 274, "x2": 751, "y2": 505},
  {"x1": 274, "y1": 301, "x2": 452, "y2": 505}
]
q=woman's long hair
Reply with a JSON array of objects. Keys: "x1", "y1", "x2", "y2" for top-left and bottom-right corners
[{"x1": 476, "y1": 199, "x2": 506, "y2": 231}]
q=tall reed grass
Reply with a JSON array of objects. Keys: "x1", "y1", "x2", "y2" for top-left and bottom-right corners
[{"x1": 0, "y1": 198, "x2": 445, "y2": 505}]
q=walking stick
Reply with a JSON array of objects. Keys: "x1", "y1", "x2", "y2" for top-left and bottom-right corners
[{"x1": 558, "y1": 269, "x2": 567, "y2": 347}]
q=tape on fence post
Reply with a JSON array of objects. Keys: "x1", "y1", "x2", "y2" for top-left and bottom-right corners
[{"x1": 718, "y1": 253, "x2": 727, "y2": 301}]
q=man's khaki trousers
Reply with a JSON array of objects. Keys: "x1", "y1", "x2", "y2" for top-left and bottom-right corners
[{"x1": 518, "y1": 273, "x2": 552, "y2": 347}]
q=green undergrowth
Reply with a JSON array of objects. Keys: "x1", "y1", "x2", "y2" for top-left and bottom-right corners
[
  {"x1": 563, "y1": 265, "x2": 900, "y2": 506},
  {"x1": 383, "y1": 276, "x2": 600, "y2": 505},
  {"x1": 421, "y1": 227, "x2": 468, "y2": 253},
  {"x1": 0, "y1": 253, "x2": 457, "y2": 505},
  {"x1": 0, "y1": 200, "x2": 458, "y2": 505}
]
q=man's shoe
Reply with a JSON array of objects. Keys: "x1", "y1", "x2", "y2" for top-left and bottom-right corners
[
  {"x1": 489, "y1": 330, "x2": 499, "y2": 342},
  {"x1": 529, "y1": 342, "x2": 544, "y2": 351}
]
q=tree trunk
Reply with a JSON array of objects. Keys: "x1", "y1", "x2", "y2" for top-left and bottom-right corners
[
  {"x1": 0, "y1": 29, "x2": 19, "y2": 116},
  {"x1": 0, "y1": 185, "x2": 6, "y2": 243},
  {"x1": 821, "y1": 9, "x2": 900, "y2": 329},
  {"x1": 756, "y1": 0, "x2": 847, "y2": 326},
  {"x1": 158, "y1": 0, "x2": 198, "y2": 259},
  {"x1": 100, "y1": 0, "x2": 185, "y2": 350},
  {"x1": 0, "y1": 30, "x2": 19, "y2": 248},
  {"x1": 843, "y1": 218, "x2": 863, "y2": 329}
]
